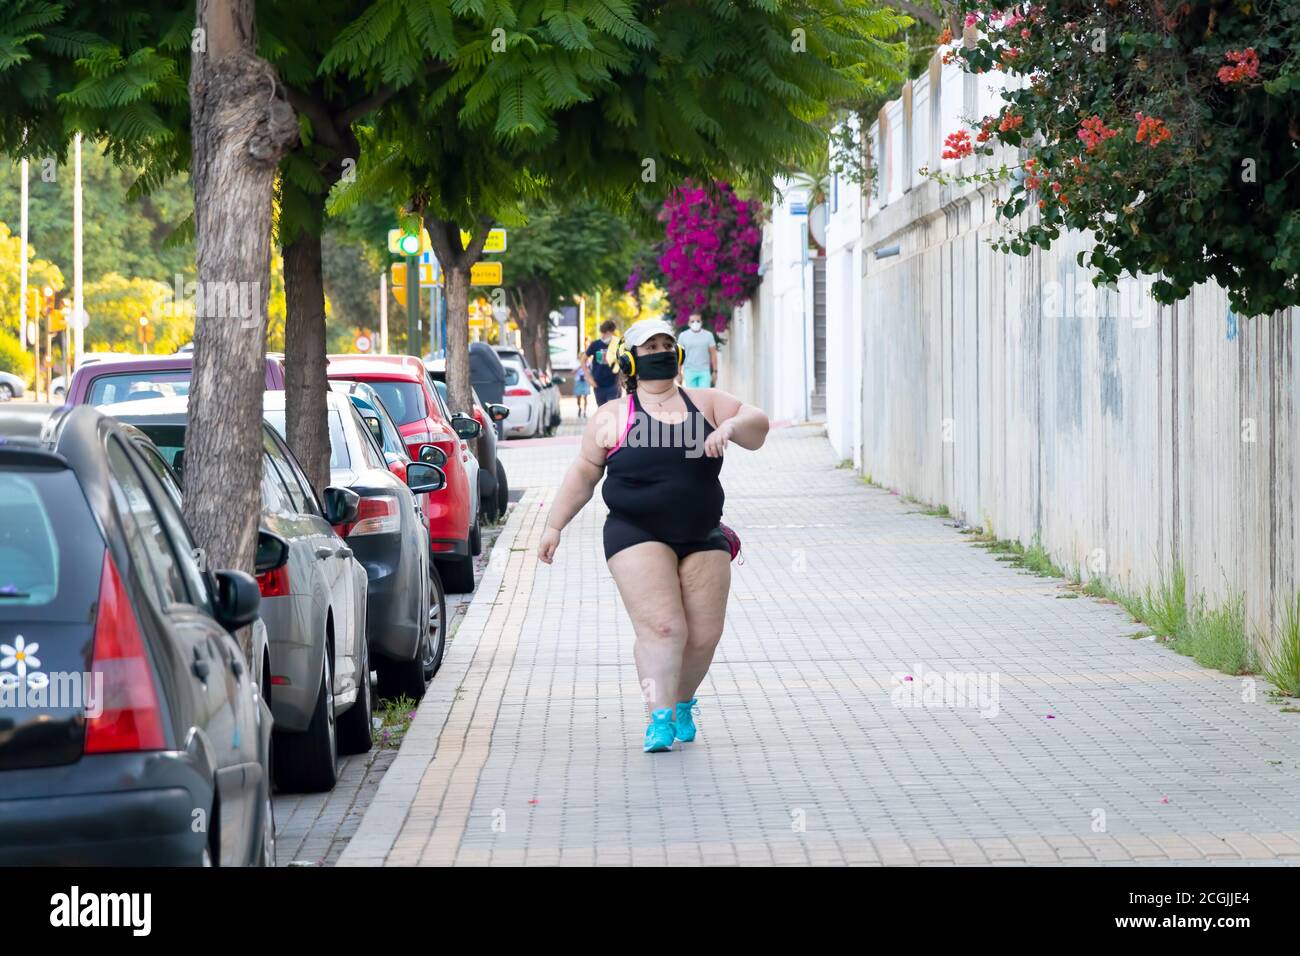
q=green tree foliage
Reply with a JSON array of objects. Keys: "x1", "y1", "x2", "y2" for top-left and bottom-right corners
[
  {"x1": 82, "y1": 272, "x2": 192, "y2": 354},
  {"x1": 332, "y1": 0, "x2": 909, "y2": 410},
  {"x1": 497, "y1": 199, "x2": 641, "y2": 366},
  {"x1": 0, "y1": 145, "x2": 193, "y2": 287}
]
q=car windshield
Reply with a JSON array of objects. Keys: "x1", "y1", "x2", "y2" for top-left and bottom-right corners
[
  {"x1": 0, "y1": 468, "x2": 104, "y2": 620},
  {"x1": 365, "y1": 380, "x2": 427, "y2": 425},
  {"x1": 87, "y1": 371, "x2": 192, "y2": 406},
  {"x1": 264, "y1": 409, "x2": 349, "y2": 469}
]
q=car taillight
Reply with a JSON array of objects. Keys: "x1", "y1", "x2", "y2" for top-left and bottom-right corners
[
  {"x1": 505, "y1": 387, "x2": 531, "y2": 397},
  {"x1": 339, "y1": 494, "x2": 401, "y2": 537},
  {"x1": 257, "y1": 565, "x2": 290, "y2": 597},
  {"x1": 405, "y1": 430, "x2": 432, "y2": 445},
  {"x1": 84, "y1": 552, "x2": 166, "y2": 754}
]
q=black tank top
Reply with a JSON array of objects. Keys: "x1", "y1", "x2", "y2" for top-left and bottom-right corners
[{"x1": 602, "y1": 388, "x2": 724, "y2": 543}]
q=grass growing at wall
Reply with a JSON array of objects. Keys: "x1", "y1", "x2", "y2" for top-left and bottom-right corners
[
  {"x1": 1168, "y1": 593, "x2": 1257, "y2": 676},
  {"x1": 971, "y1": 533, "x2": 1068, "y2": 578},
  {"x1": 1264, "y1": 596, "x2": 1300, "y2": 697},
  {"x1": 1133, "y1": 563, "x2": 1190, "y2": 641}
]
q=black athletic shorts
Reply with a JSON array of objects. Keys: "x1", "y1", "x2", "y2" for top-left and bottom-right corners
[{"x1": 603, "y1": 513, "x2": 731, "y2": 562}]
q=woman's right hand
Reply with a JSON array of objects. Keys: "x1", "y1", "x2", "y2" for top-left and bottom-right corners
[{"x1": 538, "y1": 526, "x2": 561, "y2": 564}]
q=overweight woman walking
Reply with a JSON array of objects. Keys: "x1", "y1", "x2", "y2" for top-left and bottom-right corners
[{"x1": 538, "y1": 318, "x2": 769, "y2": 752}]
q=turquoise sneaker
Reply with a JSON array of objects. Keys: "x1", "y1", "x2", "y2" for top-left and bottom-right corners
[
  {"x1": 643, "y1": 708, "x2": 676, "y2": 753},
  {"x1": 674, "y1": 698, "x2": 699, "y2": 742}
]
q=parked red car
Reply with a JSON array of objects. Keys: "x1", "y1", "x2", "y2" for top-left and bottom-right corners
[
  {"x1": 327, "y1": 355, "x2": 481, "y2": 593},
  {"x1": 66, "y1": 354, "x2": 287, "y2": 407}
]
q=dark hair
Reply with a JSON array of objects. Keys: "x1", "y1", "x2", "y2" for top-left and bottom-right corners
[{"x1": 599, "y1": 319, "x2": 617, "y2": 334}]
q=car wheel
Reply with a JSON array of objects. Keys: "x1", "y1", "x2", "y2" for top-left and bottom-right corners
[
  {"x1": 422, "y1": 567, "x2": 447, "y2": 680},
  {"x1": 437, "y1": 546, "x2": 476, "y2": 594},
  {"x1": 336, "y1": 638, "x2": 373, "y2": 755},
  {"x1": 272, "y1": 643, "x2": 338, "y2": 793},
  {"x1": 495, "y1": 460, "x2": 509, "y2": 517},
  {"x1": 0, "y1": 383, "x2": 12, "y2": 401},
  {"x1": 470, "y1": 518, "x2": 482, "y2": 556}
]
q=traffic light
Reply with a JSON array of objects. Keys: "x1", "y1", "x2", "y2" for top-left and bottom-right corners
[
  {"x1": 397, "y1": 231, "x2": 421, "y2": 256},
  {"x1": 388, "y1": 228, "x2": 423, "y2": 257}
]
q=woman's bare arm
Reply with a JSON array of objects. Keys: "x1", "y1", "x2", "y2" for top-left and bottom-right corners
[
  {"x1": 538, "y1": 401, "x2": 620, "y2": 562},
  {"x1": 700, "y1": 388, "x2": 769, "y2": 453}
]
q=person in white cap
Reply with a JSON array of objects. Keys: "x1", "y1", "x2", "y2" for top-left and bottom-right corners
[{"x1": 538, "y1": 316, "x2": 770, "y2": 753}]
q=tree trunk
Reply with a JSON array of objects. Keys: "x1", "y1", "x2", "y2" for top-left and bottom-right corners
[
  {"x1": 443, "y1": 264, "x2": 472, "y2": 414},
  {"x1": 426, "y1": 215, "x2": 493, "y2": 416},
  {"x1": 283, "y1": 220, "x2": 330, "y2": 494},
  {"x1": 186, "y1": 0, "x2": 298, "y2": 597},
  {"x1": 519, "y1": 279, "x2": 551, "y2": 371}
]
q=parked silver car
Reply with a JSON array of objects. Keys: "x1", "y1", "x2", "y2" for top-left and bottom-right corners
[
  {"x1": 0, "y1": 370, "x2": 26, "y2": 401},
  {"x1": 103, "y1": 396, "x2": 371, "y2": 793},
  {"x1": 495, "y1": 353, "x2": 545, "y2": 438},
  {"x1": 494, "y1": 346, "x2": 562, "y2": 435}
]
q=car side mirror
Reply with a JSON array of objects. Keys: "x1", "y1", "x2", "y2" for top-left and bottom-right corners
[
  {"x1": 405, "y1": 462, "x2": 446, "y2": 495},
  {"x1": 418, "y1": 443, "x2": 447, "y2": 467},
  {"x1": 212, "y1": 569, "x2": 261, "y2": 631},
  {"x1": 362, "y1": 414, "x2": 383, "y2": 445},
  {"x1": 323, "y1": 486, "x2": 361, "y2": 526},
  {"x1": 488, "y1": 403, "x2": 510, "y2": 422},
  {"x1": 254, "y1": 529, "x2": 290, "y2": 575},
  {"x1": 452, "y1": 414, "x2": 482, "y2": 440},
  {"x1": 553, "y1": 375, "x2": 567, "y2": 385}
]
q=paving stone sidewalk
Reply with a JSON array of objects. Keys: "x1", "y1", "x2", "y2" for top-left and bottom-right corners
[{"x1": 339, "y1": 417, "x2": 1300, "y2": 866}]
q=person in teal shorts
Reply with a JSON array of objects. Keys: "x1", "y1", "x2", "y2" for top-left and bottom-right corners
[{"x1": 676, "y1": 313, "x2": 717, "y2": 389}]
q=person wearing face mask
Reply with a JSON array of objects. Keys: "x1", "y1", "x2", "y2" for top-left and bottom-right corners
[
  {"x1": 676, "y1": 312, "x2": 718, "y2": 388},
  {"x1": 538, "y1": 317, "x2": 769, "y2": 753}
]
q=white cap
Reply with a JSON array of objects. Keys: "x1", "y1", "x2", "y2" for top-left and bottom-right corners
[{"x1": 621, "y1": 317, "x2": 677, "y2": 348}]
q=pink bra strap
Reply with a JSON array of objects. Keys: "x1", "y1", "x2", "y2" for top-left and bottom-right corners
[{"x1": 606, "y1": 393, "x2": 637, "y2": 458}]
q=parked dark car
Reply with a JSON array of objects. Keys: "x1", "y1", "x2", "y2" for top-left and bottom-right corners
[
  {"x1": 105, "y1": 396, "x2": 371, "y2": 793},
  {"x1": 0, "y1": 403, "x2": 275, "y2": 865},
  {"x1": 468, "y1": 340, "x2": 507, "y2": 406},
  {"x1": 426, "y1": 363, "x2": 510, "y2": 522},
  {"x1": 67, "y1": 354, "x2": 288, "y2": 407},
  {"x1": 266, "y1": 391, "x2": 449, "y2": 696}
]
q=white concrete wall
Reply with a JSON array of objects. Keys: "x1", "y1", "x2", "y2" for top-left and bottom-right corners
[
  {"x1": 857, "y1": 48, "x2": 1300, "y2": 647},
  {"x1": 825, "y1": 114, "x2": 865, "y2": 463},
  {"x1": 721, "y1": 178, "x2": 815, "y2": 424}
]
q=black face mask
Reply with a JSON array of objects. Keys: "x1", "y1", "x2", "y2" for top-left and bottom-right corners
[{"x1": 636, "y1": 349, "x2": 679, "y2": 380}]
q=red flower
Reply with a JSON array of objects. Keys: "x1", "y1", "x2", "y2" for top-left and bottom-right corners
[
  {"x1": 1217, "y1": 48, "x2": 1260, "y2": 85},
  {"x1": 998, "y1": 112, "x2": 1024, "y2": 133},
  {"x1": 1077, "y1": 115, "x2": 1118, "y2": 152},
  {"x1": 1135, "y1": 112, "x2": 1171, "y2": 147},
  {"x1": 942, "y1": 129, "x2": 974, "y2": 160}
]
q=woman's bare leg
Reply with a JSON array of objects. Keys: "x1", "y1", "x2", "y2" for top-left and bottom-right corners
[
  {"x1": 607, "y1": 541, "x2": 689, "y2": 714},
  {"x1": 676, "y1": 549, "x2": 731, "y2": 702}
]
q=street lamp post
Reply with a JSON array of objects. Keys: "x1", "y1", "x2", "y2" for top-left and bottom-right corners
[{"x1": 139, "y1": 315, "x2": 150, "y2": 354}]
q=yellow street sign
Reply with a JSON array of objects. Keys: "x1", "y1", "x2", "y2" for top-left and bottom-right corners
[
  {"x1": 392, "y1": 262, "x2": 435, "y2": 288},
  {"x1": 471, "y1": 262, "x2": 503, "y2": 286},
  {"x1": 48, "y1": 310, "x2": 66, "y2": 333},
  {"x1": 460, "y1": 228, "x2": 507, "y2": 253},
  {"x1": 392, "y1": 284, "x2": 407, "y2": 307}
]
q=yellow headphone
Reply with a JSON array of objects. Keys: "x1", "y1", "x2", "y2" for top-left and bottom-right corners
[{"x1": 616, "y1": 337, "x2": 684, "y2": 377}]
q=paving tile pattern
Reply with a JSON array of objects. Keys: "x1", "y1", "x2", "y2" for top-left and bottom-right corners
[{"x1": 339, "y1": 412, "x2": 1300, "y2": 866}]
